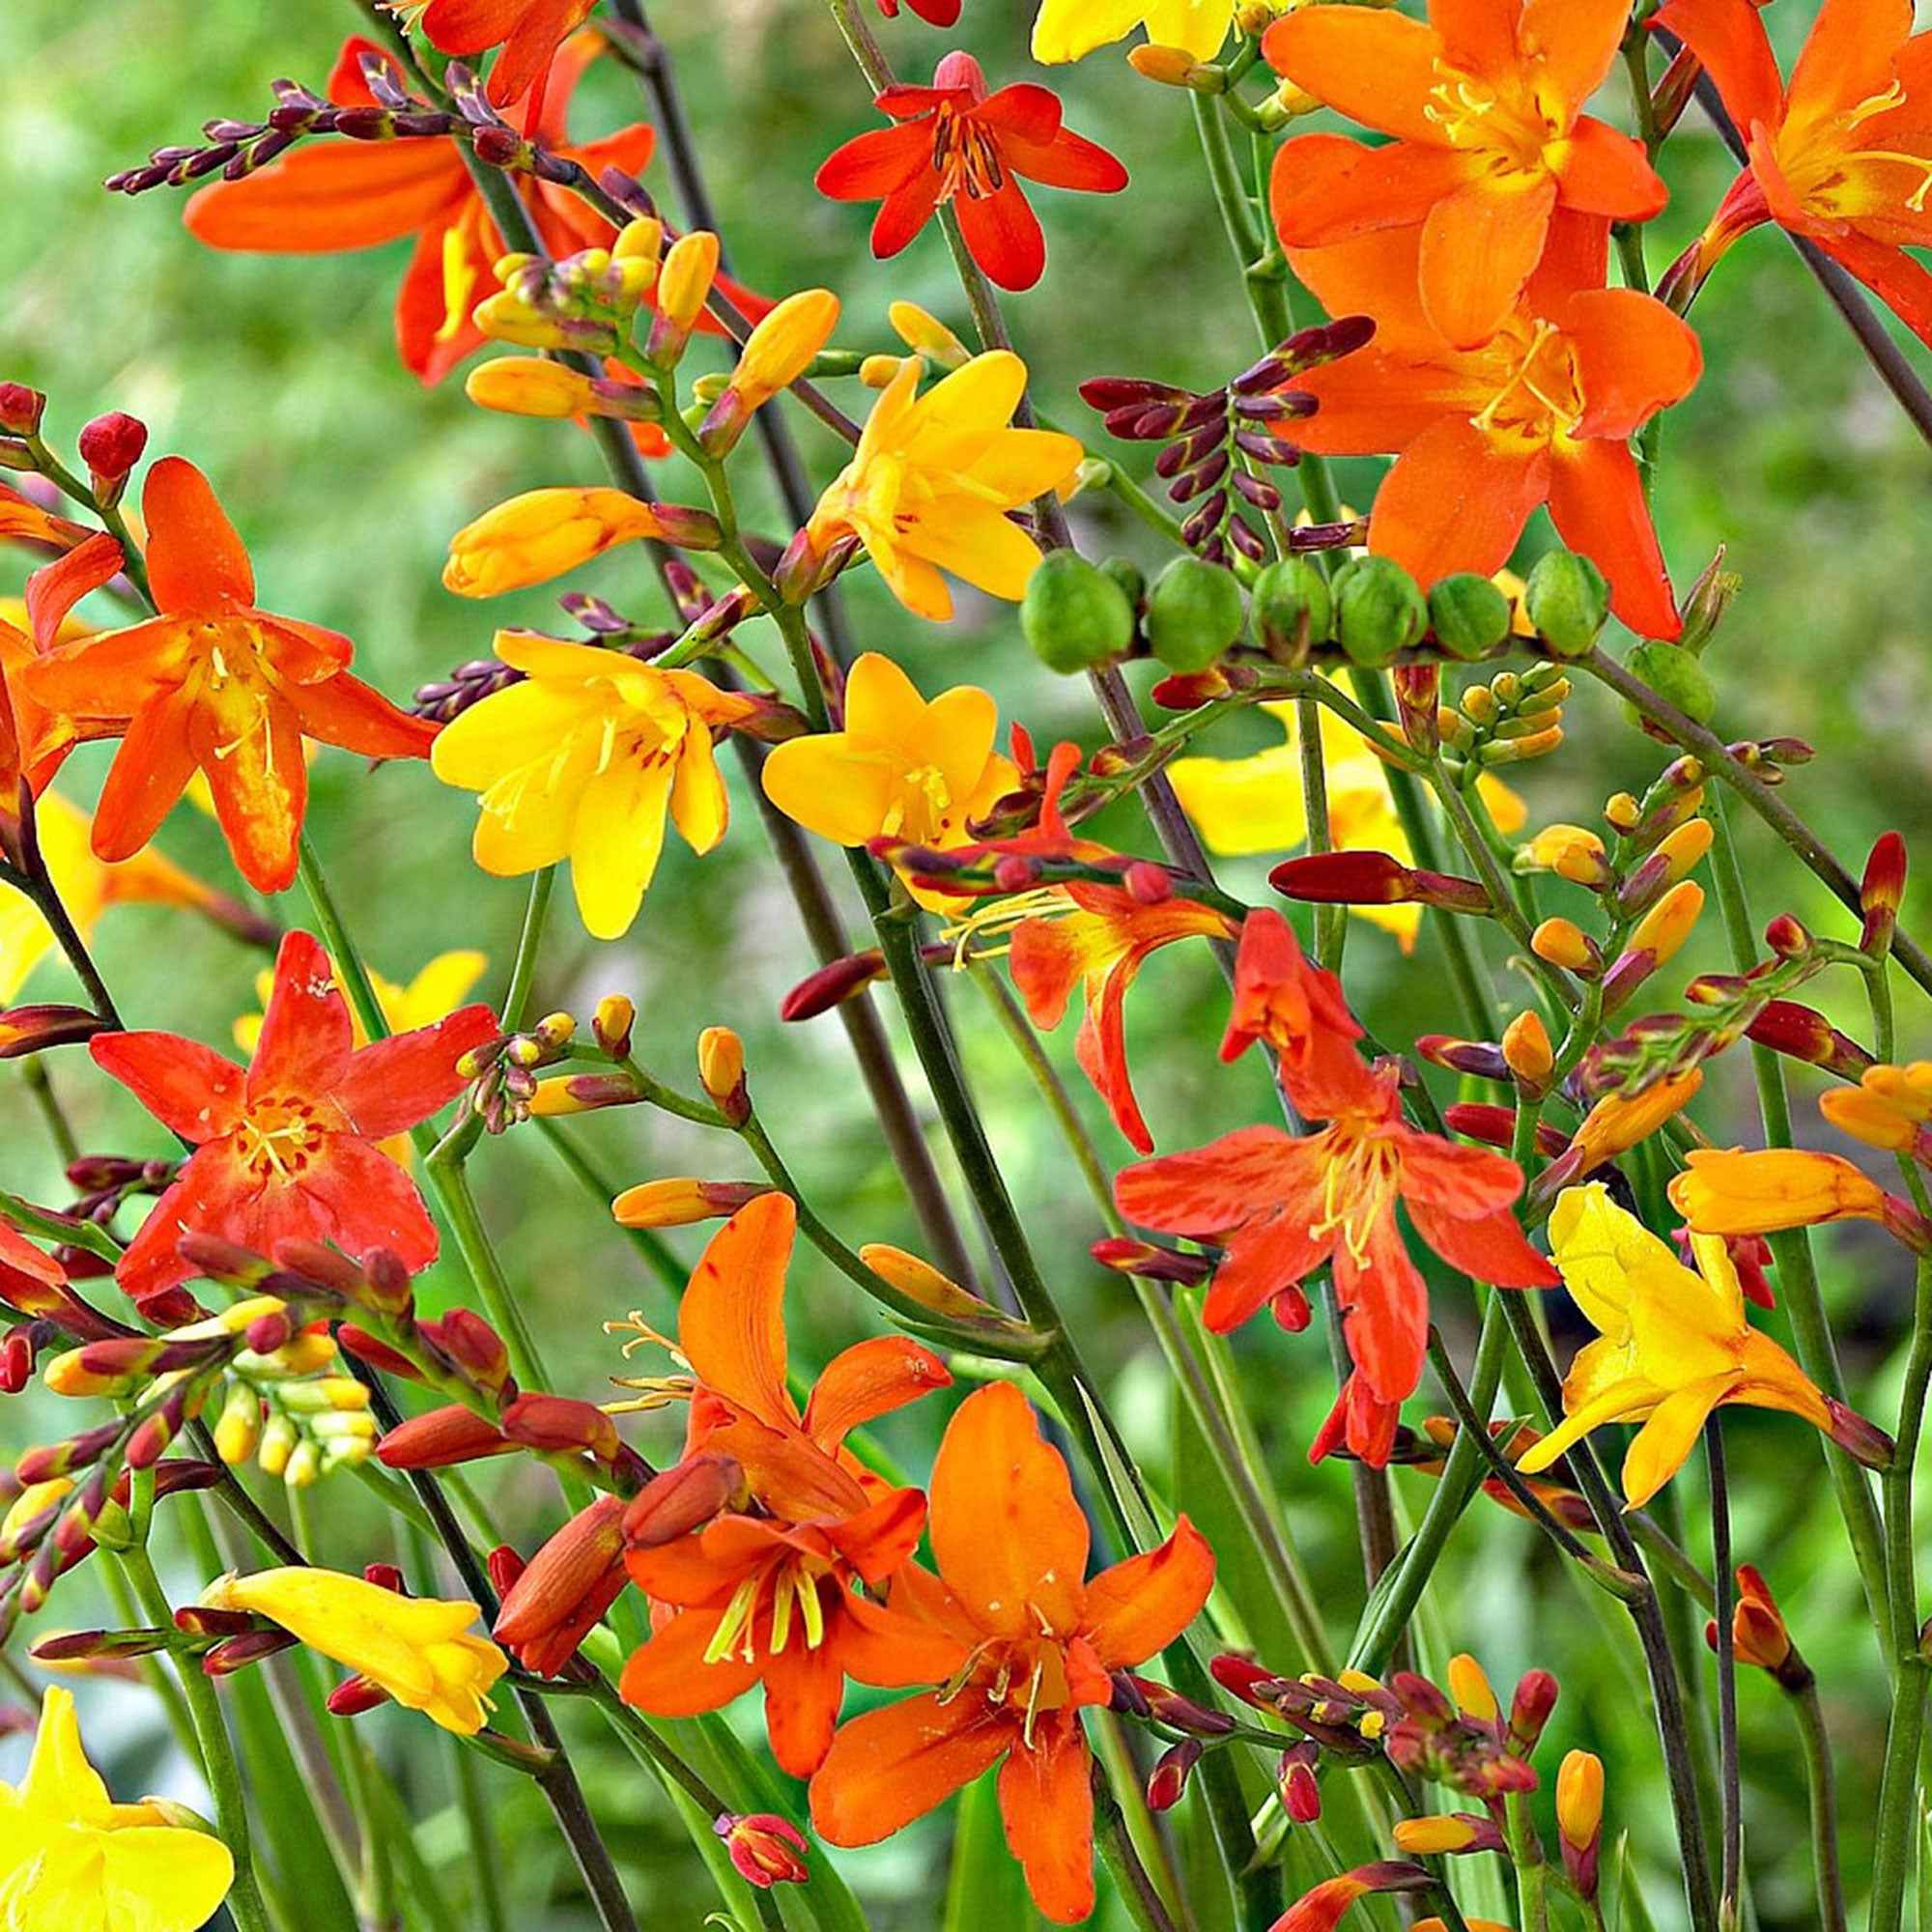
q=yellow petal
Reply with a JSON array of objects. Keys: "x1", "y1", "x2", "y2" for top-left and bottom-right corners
[
  {"x1": 1169, "y1": 745, "x2": 1309, "y2": 857},
  {"x1": 21, "y1": 1688, "x2": 111, "y2": 1828},
  {"x1": 761, "y1": 733, "x2": 899, "y2": 845},
  {"x1": 1621, "y1": 1376, "x2": 1738, "y2": 1508},
  {"x1": 1547, "y1": 1182, "x2": 1674, "y2": 1338},
  {"x1": 570, "y1": 755, "x2": 673, "y2": 940},
  {"x1": 99, "y1": 1824, "x2": 237, "y2": 1932}
]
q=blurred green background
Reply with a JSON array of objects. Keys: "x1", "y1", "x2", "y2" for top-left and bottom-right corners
[{"x1": 4, "y1": 0, "x2": 1931, "y2": 1926}]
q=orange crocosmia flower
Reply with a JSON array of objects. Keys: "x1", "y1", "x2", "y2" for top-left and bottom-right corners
[
  {"x1": 1655, "y1": 0, "x2": 1932, "y2": 349},
  {"x1": 1280, "y1": 215, "x2": 1701, "y2": 639},
  {"x1": 1009, "y1": 884, "x2": 1237, "y2": 1153},
  {"x1": 1115, "y1": 1069, "x2": 1557, "y2": 1441},
  {"x1": 183, "y1": 36, "x2": 654, "y2": 384},
  {"x1": 90, "y1": 930, "x2": 497, "y2": 1310},
  {"x1": 810, "y1": 1381, "x2": 1215, "y2": 1924},
  {"x1": 620, "y1": 1193, "x2": 952, "y2": 1777},
  {"x1": 19, "y1": 461, "x2": 433, "y2": 895},
  {"x1": 419, "y1": 0, "x2": 598, "y2": 118},
  {"x1": 1265, "y1": 0, "x2": 1666, "y2": 349},
  {"x1": 815, "y1": 52, "x2": 1128, "y2": 295},
  {"x1": 1217, "y1": 906, "x2": 1384, "y2": 1120}
]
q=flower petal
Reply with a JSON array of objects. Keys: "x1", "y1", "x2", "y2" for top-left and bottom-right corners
[
  {"x1": 91, "y1": 1031, "x2": 245, "y2": 1143},
  {"x1": 1546, "y1": 439, "x2": 1680, "y2": 639},
  {"x1": 678, "y1": 1194, "x2": 798, "y2": 1431},
  {"x1": 810, "y1": 1691, "x2": 1009, "y2": 1846},
  {"x1": 142, "y1": 458, "x2": 254, "y2": 615},
  {"x1": 1264, "y1": 8, "x2": 1449, "y2": 144},
  {"x1": 1419, "y1": 178, "x2": 1558, "y2": 350},
  {"x1": 1080, "y1": 1516, "x2": 1214, "y2": 1669},
  {"x1": 1368, "y1": 418, "x2": 1548, "y2": 589},
  {"x1": 997, "y1": 1712, "x2": 1095, "y2": 1924}
]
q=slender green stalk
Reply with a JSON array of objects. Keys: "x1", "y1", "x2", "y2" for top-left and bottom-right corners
[
  {"x1": 1791, "y1": 1681, "x2": 1849, "y2": 1932},
  {"x1": 118, "y1": 1546, "x2": 273, "y2": 1932},
  {"x1": 1706, "y1": 1419, "x2": 1741, "y2": 1920},
  {"x1": 1095, "y1": 1774, "x2": 1182, "y2": 1932},
  {"x1": 500, "y1": 867, "x2": 554, "y2": 1030}
]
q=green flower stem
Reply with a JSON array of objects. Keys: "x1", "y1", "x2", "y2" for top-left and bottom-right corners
[
  {"x1": 500, "y1": 867, "x2": 554, "y2": 1031},
  {"x1": 1299, "y1": 694, "x2": 1348, "y2": 971},
  {"x1": 1790, "y1": 1679, "x2": 1849, "y2": 1932},
  {"x1": 1705, "y1": 1418, "x2": 1741, "y2": 1919},
  {"x1": 3, "y1": 859, "x2": 125, "y2": 1029},
  {"x1": 1505, "y1": 1791, "x2": 1552, "y2": 1932},
  {"x1": 1094, "y1": 1771, "x2": 1181, "y2": 1932},
  {"x1": 1700, "y1": 788, "x2": 1892, "y2": 1638},
  {"x1": 118, "y1": 1544, "x2": 272, "y2": 1932}
]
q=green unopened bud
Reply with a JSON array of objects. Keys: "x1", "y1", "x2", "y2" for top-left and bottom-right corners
[
  {"x1": 1021, "y1": 551, "x2": 1136, "y2": 674},
  {"x1": 1624, "y1": 639, "x2": 1718, "y2": 725},
  {"x1": 1144, "y1": 554, "x2": 1245, "y2": 673},
  {"x1": 1336, "y1": 555, "x2": 1426, "y2": 668},
  {"x1": 1427, "y1": 573, "x2": 1512, "y2": 661},
  {"x1": 1250, "y1": 556, "x2": 1331, "y2": 667},
  {"x1": 1678, "y1": 546, "x2": 1739, "y2": 656},
  {"x1": 1524, "y1": 550, "x2": 1609, "y2": 657}
]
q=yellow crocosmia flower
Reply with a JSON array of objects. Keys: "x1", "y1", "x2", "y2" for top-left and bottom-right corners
[
  {"x1": 1166, "y1": 696, "x2": 1524, "y2": 952},
  {"x1": 430, "y1": 632, "x2": 759, "y2": 941},
  {"x1": 1667, "y1": 1147, "x2": 1892, "y2": 1236},
  {"x1": 1032, "y1": 0, "x2": 1234, "y2": 66},
  {"x1": 1820, "y1": 1062, "x2": 1932, "y2": 1153},
  {"x1": 201, "y1": 1568, "x2": 508, "y2": 1737},
  {"x1": 1519, "y1": 1182, "x2": 1836, "y2": 1508},
  {"x1": 759, "y1": 652, "x2": 1017, "y2": 910},
  {"x1": 0, "y1": 1686, "x2": 235, "y2": 1932},
  {"x1": 0, "y1": 793, "x2": 225, "y2": 1006},
  {"x1": 1567, "y1": 1066, "x2": 1702, "y2": 1177},
  {"x1": 808, "y1": 352, "x2": 1082, "y2": 622},
  {"x1": 441, "y1": 489, "x2": 672, "y2": 599}
]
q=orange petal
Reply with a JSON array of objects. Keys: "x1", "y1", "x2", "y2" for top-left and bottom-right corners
[
  {"x1": 191, "y1": 689, "x2": 308, "y2": 895},
  {"x1": 678, "y1": 1193, "x2": 799, "y2": 1431},
  {"x1": 1787, "y1": 0, "x2": 1914, "y2": 122},
  {"x1": 1284, "y1": 225, "x2": 1441, "y2": 354},
  {"x1": 1432, "y1": 0, "x2": 1523, "y2": 76},
  {"x1": 1264, "y1": 8, "x2": 1448, "y2": 144},
  {"x1": 1517, "y1": 0, "x2": 1631, "y2": 114},
  {"x1": 821, "y1": 1485, "x2": 929, "y2": 1586},
  {"x1": 1334, "y1": 1210, "x2": 1428, "y2": 1405},
  {"x1": 1367, "y1": 417, "x2": 1548, "y2": 589},
  {"x1": 185, "y1": 141, "x2": 467, "y2": 254},
  {"x1": 1554, "y1": 116, "x2": 1668, "y2": 221},
  {"x1": 291, "y1": 671, "x2": 439, "y2": 761},
  {"x1": 1651, "y1": 0, "x2": 1786, "y2": 135},
  {"x1": 90, "y1": 692, "x2": 201, "y2": 865},
  {"x1": 810, "y1": 1691, "x2": 1010, "y2": 1847},
  {"x1": 1546, "y1": 440, "x2": 1680, "y2": 639},
  {"x1": 1115, "y1": 1124, "x2": 1310, "y2": 1237},
  {"x1": 761, "y1": 1631, "x2": 846, "y2": 1778},
  {"x1": 619, "y1": 1607, "x2": 764, "y2": 1717},
  {"x1": 804, "y1": 1337, "x2": 952, "y2": 1453},
  {"x1": 1271, "y1": 135, "x2": 1470, "y2": 250},
  {"x1": 1562, "y1": 289, "x2": 1704, "y2": 438},
  {"x1": 996, "y1": 1713, "x2": 1095, "y2": 1925},
  {"x1": 1419, "y1": 179, "x2": 1558, "y2": 349},
  {"x1": 91, "y1": 1030, "x2": 246, "y2": 1143},
  {"x1": 1815, "y1": 230, "x2": 1932, "y2": 354},
  {"x1": 26, "y1": 532, "x2": 124, "y2": 649},
  {"x1": 1080, "y1": 1517, "x2": 1214, "y2": 1669},
  {"x1": 142, "y1": 458, "x2": 254, "y2": 615},
  {"x1": 930, "y1": 1381, "x2": 1088, "y2": 1639},
  {"x1": 836, "y1": 1589, "x2": 976, "y2": 1688}
]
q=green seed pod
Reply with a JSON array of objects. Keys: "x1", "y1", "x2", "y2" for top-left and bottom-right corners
[
  {"x1": 1624, "y1": 639, "x2": 1718, "y2": 726},
  {"x1": 1099, "y1": 555, "x2": 1146, "y2": 611},
  {"x1": 1144, "y1": 554, "x2": 1245, "y2": 673},
  {"x1": 1523, "y1": 549, "x2": 1610, "y2": 658},
  {"x1": 1020, "y1": 551, "x2": 1137, "y2": 674},
  {"x1": 1249, "y1": 557, "x2": 1332, "y2": 666},
  {"x1": 1335, "y1": 554, "x2": 1427, "y2": 668},
  {"x1": 1428, "y1": 572, "x2": 1513, "y2": 661}
]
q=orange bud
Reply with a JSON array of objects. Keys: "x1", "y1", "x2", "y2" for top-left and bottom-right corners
[
  {"x1": 1530, "y1": 916, "x2": 1601, "y2": 976},
  {"x1": 465, "y1": 358, "x2": 598, "y2": 419},
  {"x1": 376, "y1": 1404, "x2": 515, "y2": 1470},
  {"x1": 622, "y1": 1451, "x2": 744, "y2": 1548},
  {"x1": 1669, "y1": 1147, "x2": 1892, "y2": 1236},
  {"x1": 500, "y1": 1393, "x2": 621, "y2": 1463},
  {"x1": 857, "y1": 1243, "x2": 999, "y2": 1321},
  {"x1": 696, "y1": 1026, "x2": 748, "y2": 1121},
  {"x1": 1446, "y1": 1653, "x2": 1497, "y2": 1723},
  {"x1": 1501, "y1": 1010, "x2": 1552, "y2": 1086},
  {"x1": 494, "y1": 1494, "x2": 629, "y2": 1675},
  {"x1": 611, "y1": 1179, "x2": 772, "y2": 1228}
]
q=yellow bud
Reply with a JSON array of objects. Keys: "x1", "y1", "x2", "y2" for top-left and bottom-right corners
[
  {"x1": 1393, "y1": 1816, "x2": 1480, "y2": 1855},
  {"x1": 1654, "y1": 817, "x2": 1715, "y2": 883},
  {"x1": 536, "y1": 1011, "x2": 577, "y2": 1049},
  {"x1": 1446, "y1": 1652, "x2": 1497, "y2": 1722},
  {"x1": 594, "y1": 993, "x2": 636, "y2": 1057},
  {"x1": 887, "y1": 301, "x2": 970, "y2": 370},
  {"x1": 1572, "y1": 1067, "x2": 1704, "y2": 1171},
  {"x1": 1531, "y1": 916, "x2": 1594, "y2": 971},
  {"x1": 733, "y1": 289, "x2": 841, "y2": 411},
  {"x1": 612, "y1": 1178, "x2": 757, "y2": 1228},
  {"x1": 466, "y1": 357, "x2": 597, "y2": 420},
  {"x1": 42, "y1": 1350, "x2": 123, "y2": 1398},
  {"x1": 1128, "y1": 43, "x2": 1205, "y2": 84},
  {"x1": 860, "y1": 353, "x2": 912, "y2": 388},
  {"x1": 696, "y1": 1026, "x2": 747, "y2": 1112},
  {"x1": 1629, "y1": 880, "x2": 1703, "y2": 965},
  {"x1": 1335, "y1": 1668, "x2": 1382, "y2": 1695},
  {"x1": 169, "y1": 1295, "x2": 289, "y2": 1343},
  {"x1": 214, "y1": 1384, "x2": 264, "y2": 1466},
  {"x1": 1522, "y1": 823, "x2": 1609, "y2": 887},
  {"x1": 1269, "y1": 78, "x2": 1322, "y2": 118},
  {"x1": 1556, "y1": 1749, "x2": 1604, "y2": 1851},
  {"x1": 438, "y1": 224, "x2": 481, "y2": 343},
  {"x1": 858, "y1": 1243, "x2": 1000, "y2": 1321},
  {"x1": 612, "y1": 216, "x2": 664, "y2": 274},
  {"x1": 442, "y1": 489, "x2": 666, "y2": 598},
  {"x1": 257, "y1": 1414, "x2": 298, "y2": 1480},
  {"x1": 493, "y1": 250, "x2": 538, "y2": 282},
  {"x1": 283, "y1": 1440, "x2": 322, "y2": 1490},
  {"x1": 529, "y1": 1075, "x2": 595, "y2": 1117},
  {"x1": 2, "y1": 1479, "x2": 72, "y2": 1545},
  {"x1": 658, "y1": 231, "x2": 720, "y2": 332},
  {"x1": 471, "y1": 290, "x2": 578, "y2": 352},
  {"x1": 1604, "y1": 791, "x2": 1640, "y2": 833},
  {"x1": 1502, "y1": 1009, "x2": 1553, "y2": 1085}
]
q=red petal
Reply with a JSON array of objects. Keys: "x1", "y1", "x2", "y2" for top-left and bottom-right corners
[
  {"x1": 292, "y1": 671, "x2": 439, "y2": 761},
  {"x1": 870, "y1": 171, "x2": 945, "y2": 260},
  {"x1": 952, "y1": 178, "x2": 1046, "y2": 292},
  {"x1": 92, "y1": 1032, "x2": 246, "y2": 1142},
  {"x1": 114, "y1": 1155, "x2": 253, "y2": 1304},
  {"x1": 815, "y1": 125, "x2": 931, "y2": 201},
  {"x1": 295, "y1": 1132, "x2": 440, "y2": 1272},
  {"x1": 1333, "y1": 1212, "x2": 1428, "y2": 1405},
  {"x1": 761, "y1": 1634, "x2": 845, "y2": 1779},
  {"x1": 1000, "y1": 127, "x2": 1128, "y2": 195},
  {"x1": 974, "y1": 84, "x2": 1064, "y2": 148},
  {"x1": 335, "y1": 1004, "x2": 499, "y2": 1139},
  {"x1": 26, "y1": 533, "x2": 124, "y2": 650},
  {"x1": 1115, "y1": 1124, "x2": 1307, "y2": 1236},
  {"x1": 1546, "y1": 439, "x2": 1681, "y2": 639},
  {"x1": 1815, "y1": 230, "x2": 1932, "y2": 354},
  {"x1": 1407, "y1": 1201, "x2": 1559, "y2": 1288},
  {"x1": 89, "y1": 692, "x2": 201, "y2": 865},
  {"x1": 1367, "y1": 417, "x2": 1547, "y2": 589},
  {"x1": 250, "y1": 931, "x2": 355, "y2": 1101}
]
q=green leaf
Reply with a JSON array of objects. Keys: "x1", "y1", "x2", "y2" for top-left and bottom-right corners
[{"x1": 1612, "y1": 1833, "x2": 1662, "y2": 1932}]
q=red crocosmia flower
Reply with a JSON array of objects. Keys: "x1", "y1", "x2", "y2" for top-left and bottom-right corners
[
  {"x1": 1219, "y1": 908, "x2": 1384, "y2": 1119},
  {"x1": 1264, "y1": 0, "x2": 1666, "y2": 349},
  {"x1": 815, "y1": 52, "x2": 1128, "y2": 294},
  {"x1": 1115, "y1": 1069, "x2": 1557, "y2": 1455},
  {"x1": 1279, "y1": 214, "x2": 1701, "y2": 639},
  {"x1": 875, "y1": 0, "x2": 961, "y2": 27},
  {"x1": 91, "y1": 930, "x2": 497, "y2": 1310},
  {"x1": 0, "y1": 1216, "x2": 124, "y2": 1342},
  {"x1": 183, "y1": 37, "x2": 667, "y2": 384},
  {"x1": 810, "y1": 1382, "x2": 1215, "y2": 1924},
  {"x1": 620, "y1": 1194, "x2": 952, "y2": 1777},
  {"x1": 1009, "y1": 885, "x2": 1237, "y2": 1153},
  {"x1": 1310, "y1": 1370, "x2": 1404, "y2": 1469},
  {"x1": 1655, "y1": 0, "x2": 1932, "y2": 345},
  {"x1": 19, "y1": 460, "x2": 435, "y2": 895},
  {"x1": 419, "y1": 0, "x2": 598, "y2": 120}
]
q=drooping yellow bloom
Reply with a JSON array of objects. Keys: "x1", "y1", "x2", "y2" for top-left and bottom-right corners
[
  {"x1": 1820, "y1": 1062, "x2": 1932, "y2": 1154},
  {"x1": 201, "y1": 1567, "x2": 508, "y2": 1736},
  {"x1": 0, "y1": 793, "x2": 227, "y2": 1007},
  {"x1": 0, "y1": 1687, "x2": 236, "y2": 1932},
  {"x1": 1668, "y1": 1147, "x2": 1893, "y2": 1236},
  {"x1": 1167, "y1": 696, "x2": 1525, "y2": 952},
  {"x1": 442, "y1": 489, "x2": 688, "y2": 598},
  {"x1": 760, "y1": 652, "x2": 1016, "y2": 909},
  {"x1": 430, "y1": 632, "x2": 760, "y2": 940},
  {"x1": 808, "y1": 352, "x2": 1081, "y2": 621},
  {"x1": 1519, "y1": 1183, "x2": 1845, "y2": 1507}
]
